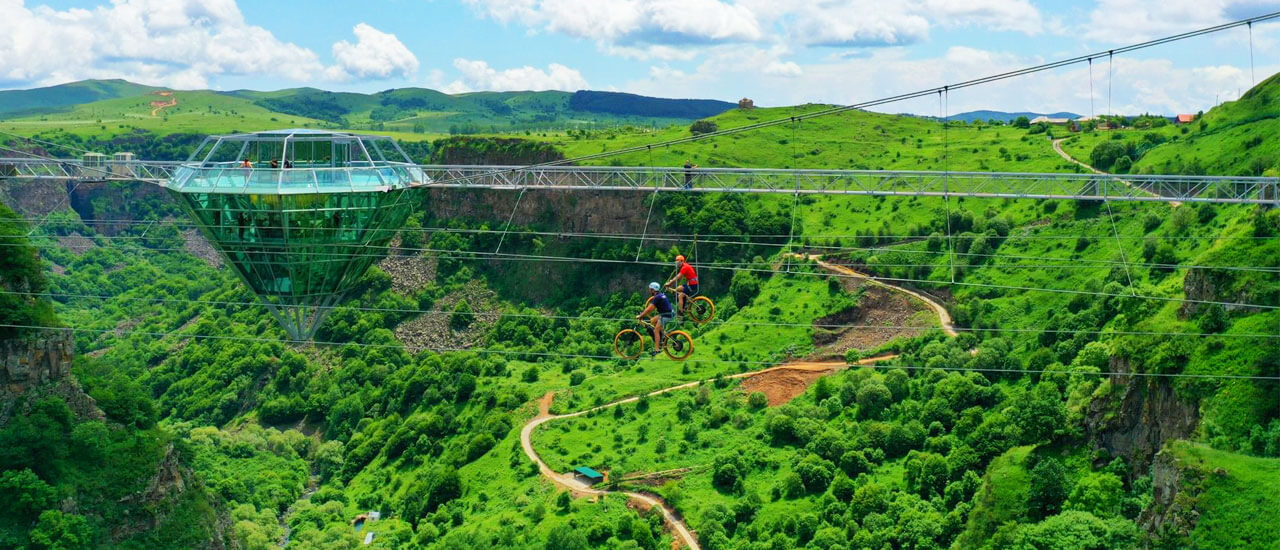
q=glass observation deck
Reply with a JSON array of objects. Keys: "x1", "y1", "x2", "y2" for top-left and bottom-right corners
[
  {"x1": 163, "y1": 130, "x2": 426, "y2": 340},
  {"x1": 164, "y1": 129, "x2": 425, "y2": 194}
]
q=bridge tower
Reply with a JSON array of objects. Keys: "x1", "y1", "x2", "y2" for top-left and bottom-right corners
[{"x1": 162, "y1": 130, "x2": 425, "y2": 340}]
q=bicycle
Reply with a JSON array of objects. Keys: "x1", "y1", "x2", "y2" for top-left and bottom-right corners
[
  {"x1": 670, "y1": 286, "x2": 716, "y2": 324},
  {"x1": 614, "y1": 318, "x2": 695, "y2": 360}
]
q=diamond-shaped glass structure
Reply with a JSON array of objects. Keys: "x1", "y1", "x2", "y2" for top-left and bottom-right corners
[{"x1": 163, "y1": 130, "x2": 425, "y2": 340}]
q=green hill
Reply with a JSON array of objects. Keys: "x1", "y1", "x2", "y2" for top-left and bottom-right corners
[
  {"x1": 0, "y1": 80, "x2": 735, "y2": 139},
  {"x1": 1, "y1": 74, "x2": 1278, "y2": 550},
  {"x1": 0, "y1": 79, "x2": 161, "y2": 117}
]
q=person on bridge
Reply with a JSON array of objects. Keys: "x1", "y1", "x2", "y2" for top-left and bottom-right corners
[
  {"x1": 636, "y1": 282, "x2": 675, "y2": 357},
  {"x1": 665, "y1": 255, "x2": 698, "y2": 315},
  {"x1": 682, "y1": 160, "x2": 697, "y2": 189}
]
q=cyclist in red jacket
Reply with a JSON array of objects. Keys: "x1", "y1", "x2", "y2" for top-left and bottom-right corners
[{"x1": 665, "y1": 254, "x2": 699, "y2": 316}]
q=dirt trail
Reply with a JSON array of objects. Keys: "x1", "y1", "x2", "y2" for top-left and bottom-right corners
[
  {"x1": 520, "y1": 256, "x2": 949, "y2": 549},
  {"x1": 789, "y1": 253, "x2": 956, "y2": 337},
  {"x1": 1051, "y1": 138, "x2": 1180, "y2": 207},
  {"x1": 149, "y1": 91, "x2": 177, "y2": 117},
  {"x1": 520, "y1": 353, "x2": 894, "y2": 550}
]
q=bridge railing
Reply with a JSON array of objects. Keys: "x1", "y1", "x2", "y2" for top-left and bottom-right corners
[
  {"x1": 2, "y1": 158, "x2": 1277, "y2": 204},
  {"x1": 420, "y1": 165, "x2": 1279, "y2": 205}
]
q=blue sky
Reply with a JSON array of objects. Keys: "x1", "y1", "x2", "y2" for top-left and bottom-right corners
[{"x1": 4, "y1": 0, "x2": 1280, "y2": 115}]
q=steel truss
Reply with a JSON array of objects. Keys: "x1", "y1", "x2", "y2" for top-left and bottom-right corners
[{"x1": 3, "y1": 158, "x2": 1277, "y2": 205}]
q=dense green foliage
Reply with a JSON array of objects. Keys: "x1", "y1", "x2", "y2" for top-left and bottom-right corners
[{"x1": 2, "y1": 73, "x2": 1278, "y2": 550}]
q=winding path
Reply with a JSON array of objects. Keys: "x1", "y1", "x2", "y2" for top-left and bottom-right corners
[
  {"x1": 519, "y1": 255, "x2": 956, "y2": 549},
  {"x1": 1052, "y1": 137, "x2": 1180, "y2": 207}
]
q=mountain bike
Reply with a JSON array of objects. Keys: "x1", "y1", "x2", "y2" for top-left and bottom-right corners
[
  {"x1": 614, "y1": 318, "x2": 694, "y2": 360},
  {"x1": 668, "y1": 286, "x2": 715, "y2": 324}
]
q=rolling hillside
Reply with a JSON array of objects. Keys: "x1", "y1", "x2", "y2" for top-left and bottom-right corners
[
  {"x1": 0, "y1": 79, "x2": 161, "y2": 116},
  {"x1": 1, "y1": 74, "x2": 1277, "y2": 550},
  {"x1": 0, "y1": 80, "x2": 735, "y2": 139}
]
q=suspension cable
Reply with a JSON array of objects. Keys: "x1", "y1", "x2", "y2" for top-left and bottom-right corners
[{"x1": 3, "y1": 322, "x2": 1276, "y2": 381}]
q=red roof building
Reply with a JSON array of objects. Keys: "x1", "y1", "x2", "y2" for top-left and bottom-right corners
[{"x1": 1176, "y1": 114, "x2": 1196, "y2": 124}]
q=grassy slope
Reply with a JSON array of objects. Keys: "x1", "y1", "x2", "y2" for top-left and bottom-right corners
[
  {"x1": 7, "y1": 75, "x2": 1278, "y2": 549},
  {"x1": 1167, "y1": 441, "x2": 1280, "y2": 548},
  {"x1": 0, "y1": 79, "x2": 160, "y2": 116}
]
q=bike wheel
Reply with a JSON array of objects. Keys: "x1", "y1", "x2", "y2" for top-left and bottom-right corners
[
  {"x1": 614, "y1": 329, "x2": 645, "y2": 360},
  {"x1": 663, "y1": 331, "x2": 694, "y2": 361},
  {"x1": 687, "y1": 296, "x2": 716, "y2": 324}
]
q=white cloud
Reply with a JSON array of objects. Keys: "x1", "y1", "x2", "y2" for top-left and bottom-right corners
[
  {"x1": 623, "y1": 42, "x2": 1269, "y2": 115},
  {"x1": 0, "y1": 0, "x2": 329, "y2": 88},
  {"x1": 1084, "y1": 0, "x2": 1280, "y2": 41},
  {"x1": 925, "y1": 0, "x2": 1042, "y2": 34},
  {"x1": 782, "y1": 2, "x2": 931, "y2": 47},
  {"x1": 465, "y1": 0, "x2": 762, "y2": 45},
  {"x1": 440, "y1": 59, "x2": 589, "y2": 93},
  {"x1": 331, "y1": 23, "x2": 419, "y2": 79}
]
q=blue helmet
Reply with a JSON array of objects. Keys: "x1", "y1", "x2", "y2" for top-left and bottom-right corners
[{"x1": 649, "y1": 282, "x2": 661, "y2": 292}]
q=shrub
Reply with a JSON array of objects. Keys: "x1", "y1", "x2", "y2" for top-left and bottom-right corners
[
  {"x1": 747, "y1": 392, "x2": 768, "y2": 410},
  {"x1": 450, "y1": 299, "x2": 474, "y2": 331},
  {"x1": 690, "y1": 120, "x2": 718, "y2": 135}
]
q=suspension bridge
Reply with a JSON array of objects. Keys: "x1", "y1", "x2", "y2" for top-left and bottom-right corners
[{"x1": 1, "y1": 156, "x2": 1277, "y2": 205}]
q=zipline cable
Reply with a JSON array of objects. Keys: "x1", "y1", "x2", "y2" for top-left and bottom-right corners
[
  {"x1": 420, "y1": 11, "x2": 1280, "y2": 186},
  {"x1": 3, "y1": 322, "x2": 1276, "y2": 382},
  {"x1": 8, "y1": 289, "x2": 1275, "y2": 340}
]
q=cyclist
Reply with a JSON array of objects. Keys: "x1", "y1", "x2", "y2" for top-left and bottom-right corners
[
  {"x1": 636, "y1": 282, "x2": 675, "y2": 356},
  {"x1": 665, "y1": 254, "x2": 699, "y2": 315}
]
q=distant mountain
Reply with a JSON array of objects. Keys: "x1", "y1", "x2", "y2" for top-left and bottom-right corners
[
  {"x1": 950, "y1": 110, "x2": 1083, "y2": 123},
  {"x1": 0, "y1": 80, "x2": 736, "y2": 134},
  {"x1": 0, "y1": 79, "x2": 161, "y2": 116},
  {"x1": 568, "y1": 91, "x2": 736, "y2": 119}
]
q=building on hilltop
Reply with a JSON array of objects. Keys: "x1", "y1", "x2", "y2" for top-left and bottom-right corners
[
  {"x1": 1176, "y1": 114, "x2": 1196, "y2": 124},
  {"x1": 738, "y1": 97, "x2": 754, "y2": 109}
]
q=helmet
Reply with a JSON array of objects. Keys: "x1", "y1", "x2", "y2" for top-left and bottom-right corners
[
  {"x1": 675, "y1": 255, "x2": 686, "y2": 262},
  {"x1": 649, "y1": 282, "x2": 661, "y2": 292}
]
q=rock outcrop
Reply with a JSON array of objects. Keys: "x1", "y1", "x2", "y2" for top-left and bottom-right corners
[
  {"x1": 1084, "y1": 357, "x2": 1199, "y2": 472},
  {"x1": 1138, "y1": 447, "x2": 1202, "y2": 545},
  {"x1": 2, "y1": 328, "x2": 73, "y2": 392}
]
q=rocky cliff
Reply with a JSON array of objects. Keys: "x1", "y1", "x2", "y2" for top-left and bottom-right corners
[{"x1": 1084, "y1": 357, "x2": 1199, "y2": 473}]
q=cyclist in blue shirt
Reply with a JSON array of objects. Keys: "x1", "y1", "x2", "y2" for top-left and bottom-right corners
[{"x1": 636, "y1": 282, "x2": 675, "y2": 356}]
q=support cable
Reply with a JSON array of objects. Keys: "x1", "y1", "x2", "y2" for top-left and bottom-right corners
[
  {"x1": 4, "y1": 322, "x2": 1277, "y2": 381},
  {"x1": 7, "y1": 230, "x2": 1276, "y2": 273},
  {"x1": 635, "y1": 186, "x2": 660, "y2": 262},
  {"x1": 418, "y1": 12, "x2": 1280, "y2": 185},
  {"x1": 1249, "y1": 22, "x2": 1257, "y2": 85},
  {"x1": 9, "y1": 289, "x2": 1278, "y2": 339},
  {"x1": 1103, "y1": 197, "x2": 1138, "y2": 294},
  {"x1": 941, "y1": 89, "x2": 956, "y2": 283},
  {"x1": 493, "y1": 187, "x2": 527, "y2": 254}
]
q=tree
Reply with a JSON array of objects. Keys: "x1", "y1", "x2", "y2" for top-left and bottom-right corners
[
  {"x1": 839, "y1": 450, "x2": 871, "y2": 478},
  {"x1": 522, "y1": 365, "x2": 539, "y2": 383},
  {"x1": 1013, "y1": 116, "x2": 1031, "y2": 129},
  {"x1": 555, "y1": 491, "x2": 573, "y2": 513},
  {"x1": 729, "y1": 270, "x2": 761, "y2": 307},
  {"x1": 545, "y1": 523, "x2": 588, "y2": 550},
  {"x1": 747, "y1": 392, "x2": 769, "y2": 410},
  {"x1": 795, "y1": 455, "x2": 835, "y2": 493},
  {"x1": 690, "y1": 120, "x2": 718, "y2": 135},
  {"x1": 1008, "y1": 382, "x2": 1066, "y2": 445},
  {"x1": 1066, "y1": 472, "x2": 1123, "y2": 517},
  {"x1": 1113, "y1": 155, "x2": 1133, "y2": 173},
  {"x1": 905, "y1": 452, "x2": 949, "y2": 499},
  {"x1": 29, "y1": 510, "x2": 93, "y2": 550},
  {"x1": 632, "y1": 519, "x2": 657, "y2": 550},
  {"x1": 1029, "y1": 458, "x2": 1068, "y2": 520},
  {"x1": 1089, "y1": 141, "x2": 1128, "y2": 170},
  {"x1": 856, "y1": 382, "x2": 892, "y2": 418},
  {"x1": 450, "y1": 299, "x2": 474, "y2": 330}
]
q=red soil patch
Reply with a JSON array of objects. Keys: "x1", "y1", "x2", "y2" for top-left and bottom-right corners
[{"x1": 738, "y1": 366, "x2": 836, "y2": 406}]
